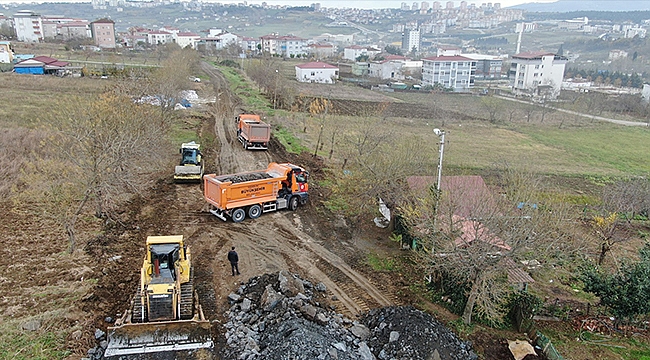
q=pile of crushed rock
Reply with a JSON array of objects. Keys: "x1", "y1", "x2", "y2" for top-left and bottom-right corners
[{"x1": 223, "y1": 270, "x2": 477, "y2": 360}]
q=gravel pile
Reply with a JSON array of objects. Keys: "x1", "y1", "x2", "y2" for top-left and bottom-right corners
[
  {"x1": 222, "y1": 270, "x2": 477, "y2": 360},
  {"x1": 217, "y1": 172, "x2": 271, "y2": 183}
]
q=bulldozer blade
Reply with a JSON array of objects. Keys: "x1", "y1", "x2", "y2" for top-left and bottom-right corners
[{"x1": 105, "y1": 306, "x2": 212, "y2": 357}]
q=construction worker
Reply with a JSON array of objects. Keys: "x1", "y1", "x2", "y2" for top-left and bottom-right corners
[{"x1": 228, "y1": 246, "x2": 240, "y2": 276}]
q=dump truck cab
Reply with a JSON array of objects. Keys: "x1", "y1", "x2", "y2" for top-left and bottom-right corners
[{"x1": 174, "y1": 142, "x2": 204, "y2": 182}]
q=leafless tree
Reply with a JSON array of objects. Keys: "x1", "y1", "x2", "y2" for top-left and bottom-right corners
[
  {"x1": 402, "y1": 166, "x2": 579, "y2": 325},
  {"x1": 15, "y1": 91, "x2": 173, "y2": 252}
]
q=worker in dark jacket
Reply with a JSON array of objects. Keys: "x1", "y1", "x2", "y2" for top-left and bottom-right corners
[{"x1": 228, "y1": 246, "x2": 240, "y2": 276}]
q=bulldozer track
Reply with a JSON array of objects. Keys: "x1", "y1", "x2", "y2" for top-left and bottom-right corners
[{"x1": 179, "y1": 268, "x2": 194, "y2": 320}]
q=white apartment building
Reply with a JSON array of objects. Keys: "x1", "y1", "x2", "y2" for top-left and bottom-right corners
[
  {"x1": 422, "y1": 55, "x2": 477, "y2": 92},
  {"x1": 13, "y1": 10, "x2": 43, "y2": 42},
  {"x1": 147, "y1": 30, "x2": 172, "y2": 45},
  {"x1": 509, "y1": 51, "x2": 568, "y2": 99},
  {"x1": 343, "y1": 45, "x2": 381, "y2": 61},
  {"x1": 174, "y1": 32, "x2": 201, "y2": 49},
  {"x1": 402, "y1": 29, "x2": 421, "y2": 53},
  {"x1": 261, "y1": 34, "x2": 307, "y2": 57}
]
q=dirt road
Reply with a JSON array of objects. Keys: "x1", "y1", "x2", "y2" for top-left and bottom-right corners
[
  {"x1": 99, "y1": 63, "x2": 399, "y2": 358},
  {"x1": 194, "y1": 63, "x2": 395, "y2": 319}
]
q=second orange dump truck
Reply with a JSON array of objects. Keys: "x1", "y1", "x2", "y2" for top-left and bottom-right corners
[
  {"x1": 236, "y1": 113, "x2": 271, "y2": 150},
  {"x1": 203, "y1": 163, "x2": 309, "y2": 222}
]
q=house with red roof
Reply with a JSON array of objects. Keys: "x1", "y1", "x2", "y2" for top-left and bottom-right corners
[
  {"x1": 295, "y1": 62, "x2": 339, "y2": 84},
  {"x1": 14, "y1": 55, "x2": 69, "y2": 75}
]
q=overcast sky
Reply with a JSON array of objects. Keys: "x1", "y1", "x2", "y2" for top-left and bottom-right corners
[{"x1": 0, "y1": 0, "x2": 557, "y2": 8}]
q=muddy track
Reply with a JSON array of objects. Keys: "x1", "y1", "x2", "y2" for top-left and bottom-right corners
[{"x1": 194, "y1": 63, "x2": 394, "y2": 320}]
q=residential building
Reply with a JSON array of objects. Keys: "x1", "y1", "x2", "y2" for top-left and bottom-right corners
[
  {"x1": 13, "y1": 10, "x2": 43, "y2": 42},
  {"x1": 0, "y1": 41, "x2": 14, "y2": 63},
  {"x1": 199, "y1": 31, "x2": 240, "y2": 51},
  {"x1": 462, "y1": 54, "x2": 502, "y2": 79},
  {"x1": 295, "y1": 62, "x2": 339, "y2": 84},
  {"x1": 14, "y1": 55, "x2": 68, "y2": 75},
  {"x1": 422, "y1": 55, "x2": 477, "y2": 92},
  {"x1": 558, "y1": 17, "x2": 587, "y2": 30},
  {"x1": 147, "y1": 30, "x2": 172, "y2": 45},
  {"x1": 91, "y1": 18, "x2": 116, "y2": 49},
  {"x1": 509, "y1": 51, "x2": 568, "y2": 98},
  {"x1": 642, "y1": 84, "x2": 650, "y2": 103},
  {"x1": 343, "y1": 45, "x2": 381, "y2": 61},
  {"x1": 625, "y1": 27, "x2": 647, "y2": 39},
  {"x1": 609, "y1": 49, "x2": 628, "y2": 61},
  {"x1": 402, "y1": 29, "x2": 421, "y2": 53},
  {"x1": 369, "y1": 55, "x2": 422, "y2": 80},
  {"x1": 241, "y1": 36, "x2": 259, "y2": 53},
  {"x1": 352, "y1": 62, "x2": 370, "y2": 76},
  {"x1": 308, "y1": 43, "x2": 335, "y2": 59},
  {"x1": 261, "y1": 34, "x2": 307, "y2": 57},
  {"x1": 174, "y1": 32, "x2": 201, "y2": 49}
]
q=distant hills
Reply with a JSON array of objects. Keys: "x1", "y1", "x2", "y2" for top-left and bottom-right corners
[{"x1": 511, "y1": 0, "x2": 650, "y2": 12}]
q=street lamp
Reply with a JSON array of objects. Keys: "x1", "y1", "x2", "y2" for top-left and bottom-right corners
[
  {"x1": 273, "y1": 69, "x2": 279, "y2": 109},
  {"x1": 433, "y1": 128, "x2": 445, "y2": 192}
]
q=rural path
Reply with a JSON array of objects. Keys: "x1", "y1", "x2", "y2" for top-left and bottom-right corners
[{"x1": 496, "y1": 95, "x2": 650, "y2": 127}]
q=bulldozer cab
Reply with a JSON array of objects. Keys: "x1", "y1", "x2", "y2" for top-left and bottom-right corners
[{"x1": 150, "y1": 244, "x2": 180, "y2": 283}]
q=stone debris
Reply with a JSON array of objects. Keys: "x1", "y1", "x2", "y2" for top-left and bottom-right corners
[{"x1": 222, "y1": 271, "x2": 477, "y2": 360}]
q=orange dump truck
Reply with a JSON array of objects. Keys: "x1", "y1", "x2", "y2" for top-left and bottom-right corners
[
  {"x1": 236, "y1": 113, "x2": 271, "y2": 150},
  {"x1": 204, "y1": 162, "x2": 309, "y2": 222}
]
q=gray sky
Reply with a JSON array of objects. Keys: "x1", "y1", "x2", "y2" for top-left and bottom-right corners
[{"x1": 0, "y1": 0, "x2": 557, "y2": 8}]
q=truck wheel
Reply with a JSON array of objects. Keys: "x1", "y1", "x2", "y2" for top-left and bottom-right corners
[
  {"x1": 248, "y1": 204, "x2": 262, "y2": 219},
  {"x1": 289, "y1": 196, "x2": 299, "y2": 211},
  {"x1": 232, "y1": 208, "x2": 246, "y2": 223}
]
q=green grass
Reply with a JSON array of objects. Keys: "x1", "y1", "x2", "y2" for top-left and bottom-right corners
[
  {"x1": 0, "y1": 318, "x2": 72, "y2": 360},
  {"x1": 219, "y1": 66, "x2": 271, "y2": 112},
  {"x1": 273, "y1": 126, "x2": 309, "y2": 154},
  {"x1": 365, "y1": 253, "x2": 396, "y2": 272}
]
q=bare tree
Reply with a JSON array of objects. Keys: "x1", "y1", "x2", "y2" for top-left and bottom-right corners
[
  {"x1": 480, "y1": 96, "x2": 502, "y2": 123},
  {"x1": 402, "y1": 166, "x2": 578, "y2": 325},
  {"x1": 15, "y1": 91, "x2": 172, "y2": 252}
]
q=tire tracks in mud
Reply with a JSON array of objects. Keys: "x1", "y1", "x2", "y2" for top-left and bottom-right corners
[{"x1": 198, "y1": 63, "x2": 395, "y2": 320}]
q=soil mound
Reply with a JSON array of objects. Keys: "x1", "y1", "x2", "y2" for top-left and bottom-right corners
[{"x1": 222, "y1": 271, "x2": 477, "y2": 360}]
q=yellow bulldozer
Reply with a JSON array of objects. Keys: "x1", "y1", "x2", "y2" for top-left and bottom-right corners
[{"x1": 105, "y1": 235, "x2": 212, "y2": 357}]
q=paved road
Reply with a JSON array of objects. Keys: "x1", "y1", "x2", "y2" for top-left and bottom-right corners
[{"x1": 496, "y1": 95, "x2": 650, "y2": 127}]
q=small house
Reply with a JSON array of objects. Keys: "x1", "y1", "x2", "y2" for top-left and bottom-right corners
[{"x1": 295, "y1": 62, "x2": 339, "y2": 84}]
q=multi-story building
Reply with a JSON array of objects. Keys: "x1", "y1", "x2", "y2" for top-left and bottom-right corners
[
  {"x1": 13, "y1": 10, "x2": 43, "y2": 42},
  {"x1": 462, "y1": 54, "x2": 502, "y2": 79},
  {"x1": 402, "y1": 29, "x2": 420, "y2": 53},
  {"x1": 308, "y1": 43, "x2": 335, "y2": 59},
  {"x1": 369, "y1": 55, "x2": 422, "y2": 80},
  {"x1": 260, "y1": 34, "x2": 307, "y2": 58},
  {"x1": 509, "y1": 51, "x2": 568, "y2": 98},
  {"x1": 90, "y1": 18, "x2": 116, "y2": 48},
  {"x1": 174, "y1": 32, "x2": 201, "y2": 49},
  {"x1": 343, "y1": 45, "x2": 381, "y2": 61},
  {"x1": 422, "y1": 55, "x2": 477, "y2": 92},
  {"x1": 0, "y1": 41, "x2": 14, "y2": 63},
  {"x1": 609, "y1": 49, "x2": 628, "y2": 61},
  {"x1": 147, "y1": 30, "x2": 172, "y2": 45}
]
